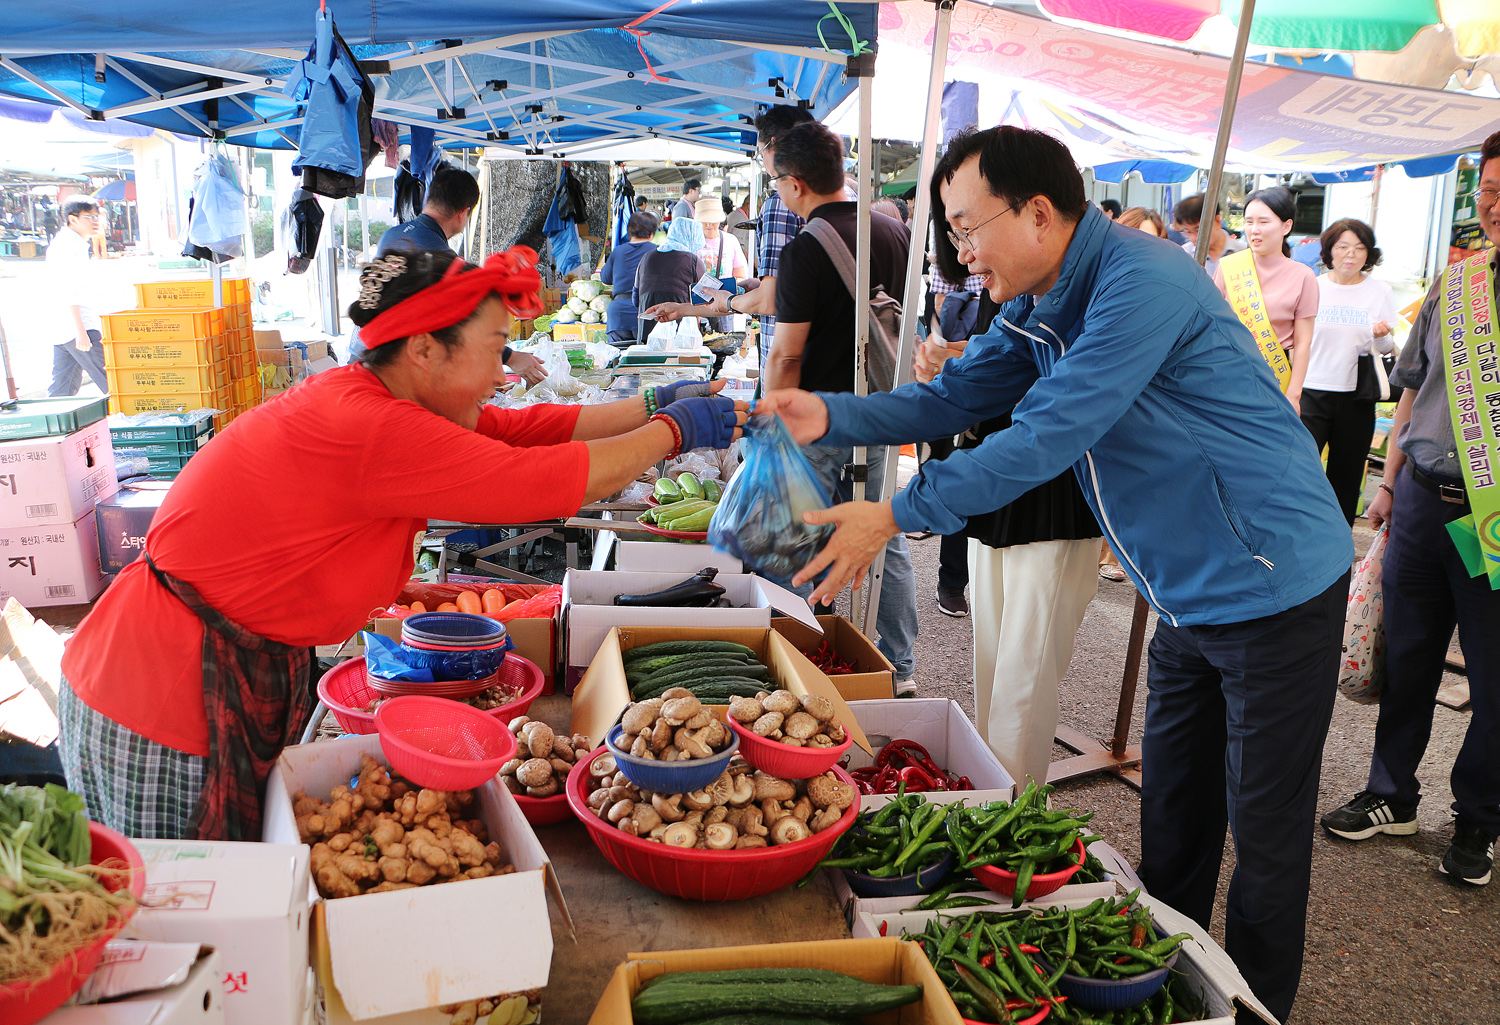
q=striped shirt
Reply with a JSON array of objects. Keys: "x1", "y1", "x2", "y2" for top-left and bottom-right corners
[{"x1": 757, "y1": 191, "x2": 803, "y2": 368}]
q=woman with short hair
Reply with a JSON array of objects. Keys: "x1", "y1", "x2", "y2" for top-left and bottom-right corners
[{"x1": 599, "y1": 210, "x2": 659, "y2": 346}]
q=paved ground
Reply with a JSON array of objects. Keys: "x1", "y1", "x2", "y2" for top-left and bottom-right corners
[{"x1": 897, "y1": 506, "x2": 1496, "y2": 1025}]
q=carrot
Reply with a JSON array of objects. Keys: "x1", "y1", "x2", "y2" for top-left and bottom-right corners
[
  {"x1": 409, "y1": 601, "x2": 427, "y2": 613},
  {"x1": 456, "y1": 590, "x2": 483, "y2": 614},
  {"x1": 481, "y1": 588, "x2": 505, "y2": 617},
  {"x1": 436, "y1": 602, "x2": 459, "y2": 612}
]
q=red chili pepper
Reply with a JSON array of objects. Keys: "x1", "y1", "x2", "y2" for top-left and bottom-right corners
[
  {"x1": 1016, "y1": 1004, "x2": 1051, "y2": 1025},
  {"x1": 1019, "y1": 944, "x2": 1041, "y2": 954},
  {"x1": 978, "y1": 952, "x2": 996, "y2": 968},
  {"x1": 955, "y1": 776, "x2": 973, "y2": 791},
  {"x1": 875, "y1": 738, "x2": 932, "y2": 768},
  {"x1": 898, "y1": 765, "x2": 936, "y2": 791},
  {"x1": 878, "y1": 919, "x2": 888, "y2": 937}
]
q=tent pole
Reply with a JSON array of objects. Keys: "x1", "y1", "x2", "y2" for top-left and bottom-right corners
[
  {"x1": 860, "y1": 0, "x2": 954, "y2": 638},
  {"x1": 850, "y1": 62, "x2": 874, "y2": 631},
  {"x1": 0, "y1": 313, "x2": 18, "y2": 401},
  {"x1": 1195, "y1": 0, "x2": 1256, "y2": 266}
]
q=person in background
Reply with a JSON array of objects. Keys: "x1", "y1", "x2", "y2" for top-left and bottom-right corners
[
  {"x1": 375, "y1": 166, "x2": 546, "y2": 384},
  {"x1": 45, "y1": 196, "x2": 108, "y2": 397},
  {"x1": 1099, "y1": 198, "x2": 1122, "y2": 220},
  {"x1": 1117, "y1": 206, "x2": 1166, "y2": 238},
  {"x1": 726, "y1": 194, "x2": 753, "y2": 253},
  {"x1": 1174, "y1": 193, "x2": 1235, "y2": 278},
  {"x1": 633, "y1": 216, "x2": 706, "y2": 345},
  {"x1": 1320, "y1": 131, "x2": 1500, "y2": 888},
  {"x1": 760, "y1": 126, "x2": 1351, "y2": 1021},
  {"x1": 872, "y1": 197, "x2": 903, "y2": 223},
  {"x1": 1299, "y1": 218, "x2": 1398, "y2": 524},
  {"x1": 695, "y1": 196, "x2": 749, "y2": 335},
  {"x1": 765, "y1": 120, "x2": 920, "y2": 697},
  {"x1": 1214, "y1": 186, "x2": 1320, "y2": 414},
  {"x1": 672, "y1": 178, "x2": 701, "y2": 222},
  {"x1": 598, "y1": 210, "x2": 659, "y2": 347}
]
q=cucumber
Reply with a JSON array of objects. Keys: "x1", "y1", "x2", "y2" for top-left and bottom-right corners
[
  {"x1": 637, "y1": 968, "x2": 854, "y2": 991},
  {"x1": 672, "y1": 1016, "x2": 852, "y2": 1025},
  {"x1": 659, "y1": 506, "x2": 716, "y2": 532},
  {"x1": 638, "y1": 508, "x2": 660, "y2": 524},
  {"x1": 623, "y1": 641, "x2": 758, "y2": 664},
  {"x1": 633, "y1": 676, "x2": 768, "y2": 702},
  {"x1": 676, "y1": 472, "x2": 705, "y2": 499},
  {"x1": 655, "y1": 501, "x2": 717, "y2": 527},
  {"x1": 632, "y1": 977, "x2": 922, "y2": 1024},
  {"x1": 655, "y1": 477, "x2": 682, "y2": 501},
  {"x1": 701, "y1": 478, "x2": 723, "y2": 502},
  {"x1": 628, "y1": 661, "x2": 767, "y2": 695},
  {"x1": 626, "y1": 650, "x2": 758, "y2": 675}
]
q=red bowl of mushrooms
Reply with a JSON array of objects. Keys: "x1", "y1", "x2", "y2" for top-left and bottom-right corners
[
  {"x1": 497, "y1": 715, "x2": 591, "y2": 827},
  {"x1": 724, "y1": 690, "x2": 853, "y2": 780},
  {"x1": 566, "y1": 746, "x2": 862, "y2": 901}
]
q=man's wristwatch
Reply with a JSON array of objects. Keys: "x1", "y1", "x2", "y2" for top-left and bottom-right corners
[{"x1": 723, "y1": 294, "x2": 737, "y2": 316}]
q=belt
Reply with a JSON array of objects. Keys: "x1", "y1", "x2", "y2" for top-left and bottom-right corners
[{"x1": 1409, "y1": 464, "x2": 1468, "y2": 506}]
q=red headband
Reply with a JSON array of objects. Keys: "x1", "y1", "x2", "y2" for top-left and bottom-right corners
[{"x1": 359, "y1": 246, "x2": 545, "y2": 349}]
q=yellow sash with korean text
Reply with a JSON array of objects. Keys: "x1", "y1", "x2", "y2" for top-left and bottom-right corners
[{"x1": 1221, "y1": 249, "x2": 1291, "y2": 392}]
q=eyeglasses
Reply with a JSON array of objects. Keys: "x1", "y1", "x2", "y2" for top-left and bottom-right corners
[
  {"x1": 946, "y1": 198, "x2": 1026, "y2": 252},
  {"x1": 768, "y1": 172, "x2": 797, "y2": 186},
  {"x1": 1331, "y1": 242, "x2": 1367, "y2": 254},
  {"x1": 1477, "y1": 187, "x2": 1500, "y2": 207}
]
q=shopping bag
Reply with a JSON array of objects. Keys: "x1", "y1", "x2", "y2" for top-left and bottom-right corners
[
  {"x1": 708, "y1": 414, "x2": 834, "y2": 589},
  {"x1": 1339, "y1": 526, "x2": 1388, "y2": 704},
  {"x1": 647, "y1": 317, "x2": 703, "y2": 350}
]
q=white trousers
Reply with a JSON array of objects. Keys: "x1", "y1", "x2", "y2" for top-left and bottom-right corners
[{"x1": 969, "y1": 536, "x2": 1102, "y2": 788}]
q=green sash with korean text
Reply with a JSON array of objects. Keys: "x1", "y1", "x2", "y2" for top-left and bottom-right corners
[
  {"x1": 1221, "y1": 249, "x2": 1291, "y2": 392},
  {"x1": 1441, "y1": 251, "x2": 1500, "y2": 589}
]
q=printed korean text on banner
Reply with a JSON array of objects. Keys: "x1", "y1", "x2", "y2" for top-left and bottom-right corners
[
  {"x1": 1441, "y1": 251, "x2": 1500, "y2": 589},
  {"x1": 1219, "y1": 250, "x2": 1292, "y2": 391}
]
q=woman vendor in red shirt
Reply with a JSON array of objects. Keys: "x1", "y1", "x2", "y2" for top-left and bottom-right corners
[{"x1": 57, "y1": 247, "x2": 744, "y2": 841}]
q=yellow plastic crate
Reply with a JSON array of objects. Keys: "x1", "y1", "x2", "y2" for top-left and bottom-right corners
[
  {"x1": 106, "y1": 360, "x2": 230, "y2": 395},
  {"x1": 110, "y1": 385, "x2": 232, "y2": 417},
  {"x1": 230, "y1": 351, "x2": 256, "y2": 379},
  {"x1": 214, "y1": 409, "x2": 235, "y2": 432},
  {"x1": 228, "y1": 327, "x2": 255, "y2": 355},
  {"x1": 231, "y1": 375, "x2": 259, "y2": 406},
  {"x1": 104, "y1": 335, "x2": 228, "y2": 368},
  {"x1": 228, "y1": 306, "x2": 252, "y2": 331},
  {"x1": 135, "y1": 277, "x2": 250, "y2": 308},
  {"x1": 102, "y1": 308, "x2": 227, "y2": 342}
]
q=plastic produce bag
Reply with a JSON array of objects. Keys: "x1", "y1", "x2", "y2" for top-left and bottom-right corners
[
  {"x1": 708, "y1": 414, "x2": 833, "y2": 589},
  {"x1": 1339, "y1": 526, "x2": 1387, "y2": 704},
  {"x1": 647, "y1": 318, "x2": 702, "y2": 350}
]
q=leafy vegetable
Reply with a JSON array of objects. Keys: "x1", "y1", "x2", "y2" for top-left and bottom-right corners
[
  {"x1": 571, "y1": 279, "x2": 602, "y2": 302},
  {"x1": 588, "y1": 295, "x2": 611, "y2": 314},
  {"x1": 554, "y1": 308, "x2": 578, "y2": 324},
  {"x1": 567, "y1": 296, "x2": 589, "y2": 314},
  {"x1": 581, "y1": 310, "x2": 602, "y2": 324}
]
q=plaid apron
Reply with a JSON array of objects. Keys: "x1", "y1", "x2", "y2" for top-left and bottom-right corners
[{"x1": 145, "y1": 554, "x2": 315, "y2": 841}]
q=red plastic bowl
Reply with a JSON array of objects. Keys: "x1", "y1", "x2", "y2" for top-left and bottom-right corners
[
  {"x1": 375, "y1": 696, "x2": 518, "y2": 791},
  {"x1": 513, "y1": 791, "x2": 575, "y2": 827},
  {"x1": 566, "y1": 746, "x2": 862, "y2": 901},
  {"x1": 0, "y1": 823, "x2": 146, "y2": 1025},
  {"x1": 318, "y1": 655, "x2": 544, "y2": 734},
  {"x1": 971, "y1": 838, "x2": 1087, "y2": 901},
  {"x1": 726, "y1": 715, "x2": 853, "y2": 779}
]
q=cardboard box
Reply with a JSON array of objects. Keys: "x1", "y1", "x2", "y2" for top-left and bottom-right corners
[
  {"x1": 95, "y1": 482, "x2": 172, "y2": 574},
  {"x1": 0, "y1": 419, "x2": 117, "y2": 527},
  {"x1": 569, "y1": 624, "x2": 870, "y2": 757},
  {"x1": 850, "y1": 897, "x2": 1275, "y2": 1025},
  {"x1": 613, "y1": 538, "x2": 742, "y2": 574},
  {"x1": 773, "y1": 615, "x2": 896, "y2": 701},
  {"x1": 561, "y1": 569, "x2": 819, "y2": 690},
  {"x1": 0, "y1": 510, "x2": 107, "y2": 607},
  {"x1": 262, "y1": 733, "x2": 571, "y2": 1021},
  {"x1": 121, "y1": 841, "x2": 311, "y2": 1025},
  {"x1": 51, "y1": 946, "x2": 225, "y2": 1025},
  {"x1": 0, "y1": 597, "x2": 67, "y2": 746},
  {"x1": 845, "y1": 699, "x2": 1014, "y2": 810},
  {"x1": 587, "y1": 937, "x2": 963, "y2": 1025},
  {"x1": 77, "y1": 941, "x2": 212, "y2": 1004}
]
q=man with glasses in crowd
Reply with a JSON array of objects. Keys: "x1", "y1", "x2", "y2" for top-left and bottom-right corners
[
  {"x1": 45, "y1": 196, "x2": 109, "y2": 397},
  {"x1": 759, "y1": 125, "x2": 1352, "y2": 1021}
]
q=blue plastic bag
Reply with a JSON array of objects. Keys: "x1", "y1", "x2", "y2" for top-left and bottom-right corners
[
  {"x1": 361, "y1": 632, "x2": 511, "y2": 682},
  {"x1": 708, "y1": 414, "x2": 834, "y2": 589},
  {"x1": 285, "y1": 11, "x2": 366, "y2": 179}
]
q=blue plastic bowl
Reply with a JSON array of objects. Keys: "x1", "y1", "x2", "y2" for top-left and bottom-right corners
[
  {"x1": 605, "y1": 723, "x2": 740, "y2": 794},
  {"x1": 396, "y1": 641, "x2": 509, "y2": 680},
  {"x1": 843, "y1": 850, "x2": 954, "y2": 897},
  {"x1": 1038, "y1": 923, "x2": 1182, "y2": 1011},
  {"x1": 402, "y1": 612, "x2": 508, "y2": 647}
]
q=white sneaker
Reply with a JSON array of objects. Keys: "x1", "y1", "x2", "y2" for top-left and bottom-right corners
[{"x1": 895, "y1": 678, "x2": 917, "y2": 697}]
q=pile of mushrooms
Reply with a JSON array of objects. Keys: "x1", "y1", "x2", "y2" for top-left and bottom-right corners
[
  {"x1": 616, "y1": 690, "x2": 731, "y2": 761},
  {"x1": 584, "y1": 752, "x2": 857, "y2": 849},
  {"x1": 728, "y1": 690, "x2": 848, "y2": 748},
  {"x1": 498, "y1": 717, "x2": 591, "y2": 798}
]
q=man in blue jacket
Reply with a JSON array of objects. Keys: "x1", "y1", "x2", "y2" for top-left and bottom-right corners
[{"x1": 761, "y1": 126, "x2": 1352, "y2": 1021}]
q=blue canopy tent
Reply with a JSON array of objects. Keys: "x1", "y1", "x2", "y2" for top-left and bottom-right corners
[{"x1": 0, "y1": 2, "x2": 874, "y2": 157}]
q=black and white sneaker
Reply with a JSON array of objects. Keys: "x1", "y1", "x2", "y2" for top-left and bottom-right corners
[
  {"x1": 1439, "y1": 818, "x2": 1495, "y2": 885},
  {"x1": 936, "y1": 587, "x2": 969, "y2": 617},
  {"x1": 1320, "y1": 790, "x2": 1418, "y2": 840}
]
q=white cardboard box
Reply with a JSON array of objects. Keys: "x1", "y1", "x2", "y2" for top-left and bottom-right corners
[
  {"x1": 0, "y1": 419, "x2": 117, "y2": 527},
  {"x1": 0, "y1": 509, "x2": 107, "y2": 607},
  {"x1": 561, "y1": 568, "x2": 819, "y2": 689},
  {"x1": 845, "y1": 699, "x2": 1015, "y2": 810},
  {"x1": 613, "y1": 538, "x2": 742, "y2": 575},
  {"x1": 120, "y1": 841, "x2": 310, "y2": 1025},
  {"x1": 850, "y1": 896, "x2": 1276, "y2": 1025},
  {"x1": 262, "y1": 733, "x2": 571, "y2": 1022},
  {"x1": 50, "y1": 946, "x2": 225, "y2": 1025}
]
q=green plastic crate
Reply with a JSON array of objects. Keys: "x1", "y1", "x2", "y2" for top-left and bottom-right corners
[
  {"x1": 113, "y1": 437, "x2": 211, "y2": 458},
  {"x1": 0, "y1": 396, "x2": 109, "y2": 441},
  {"x1": 109, "y1": 420, "x2": 214, "y2": 444}
]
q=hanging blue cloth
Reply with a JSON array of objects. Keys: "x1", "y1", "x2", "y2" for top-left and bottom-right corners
[
  {"x1": 408, "y1": 125, "x2": 439, "y2": 184},
  {"x1": 611, "y1": 175, "x2": 635, "y2": 248},
  {"x1": 543, "y1": 182, "x2": 582, "y2": 277},
  {"x1": 284, "y1": 10, "x2": 366, "y2": 180}
]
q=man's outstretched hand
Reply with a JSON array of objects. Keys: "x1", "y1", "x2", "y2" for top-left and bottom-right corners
[{"x1": 754, "y1": 389, "x2": 830, "y2": 444}]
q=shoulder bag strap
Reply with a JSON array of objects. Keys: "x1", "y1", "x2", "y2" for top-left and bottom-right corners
[{"x1": 802, "y1": 217, "x2": 861, "y2": 302}]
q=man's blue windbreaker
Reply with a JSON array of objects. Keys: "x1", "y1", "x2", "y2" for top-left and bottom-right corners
[{"x1": 818, "y1": 204, "x2": 1352, "y2": 627}]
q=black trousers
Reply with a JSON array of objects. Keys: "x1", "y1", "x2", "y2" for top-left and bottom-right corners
[
  {"x1": 1299, "y1": 387, "x2": 1376, "y2": 525},
  {"x1": 938, "y1": 531, "x2": 968, "y2": 591},
  {"x1": 1138, "y1": 571, "x2": 1347, "y2": 1023},
  {"x1": 1368, "y1": 467, "x2": 1500, "y2": 835}
]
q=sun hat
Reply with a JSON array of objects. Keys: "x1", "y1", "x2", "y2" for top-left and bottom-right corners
[{"x1": 693, "y1": 196, "x2": 726, "y2": 223}]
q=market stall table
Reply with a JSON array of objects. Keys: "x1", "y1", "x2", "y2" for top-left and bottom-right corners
[{"x1": 427, "y1": 503, "x2": 651, "y2": 583}]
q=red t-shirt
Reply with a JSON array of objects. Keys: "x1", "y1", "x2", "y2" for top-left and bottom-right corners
[{"x1": 62, "y1": 365, "x2": 588, "y2": 755}]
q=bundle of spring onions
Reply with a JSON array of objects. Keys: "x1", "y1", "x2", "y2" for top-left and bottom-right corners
[{"x1": 0, "y1": 784, "x2": 136, "y2": 985}]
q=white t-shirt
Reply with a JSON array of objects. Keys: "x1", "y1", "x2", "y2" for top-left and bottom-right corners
[
  {"x1": 1304, "y1": 275, "x2": 1399, "y2": 393},
  {"x1": 44, "y1": 225, "x2": 100, "y2": 343}
]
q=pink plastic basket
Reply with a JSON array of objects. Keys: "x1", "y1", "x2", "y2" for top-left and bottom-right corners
[
  {"x1": 513, "y1": 791, "x2": 574, "y2": 827},
  {"x1": 726, "y1": 715, "x2": 853, "y2": 779},
  {"x1": 375, "y1": 696, "x2": 518, "y2": 791},
  {"x1": 318, "y1": 655, "x2": 544, "y2": 735},
  {"x1": 566, "y1": 747, "x2": 861, "y2": 901}
]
